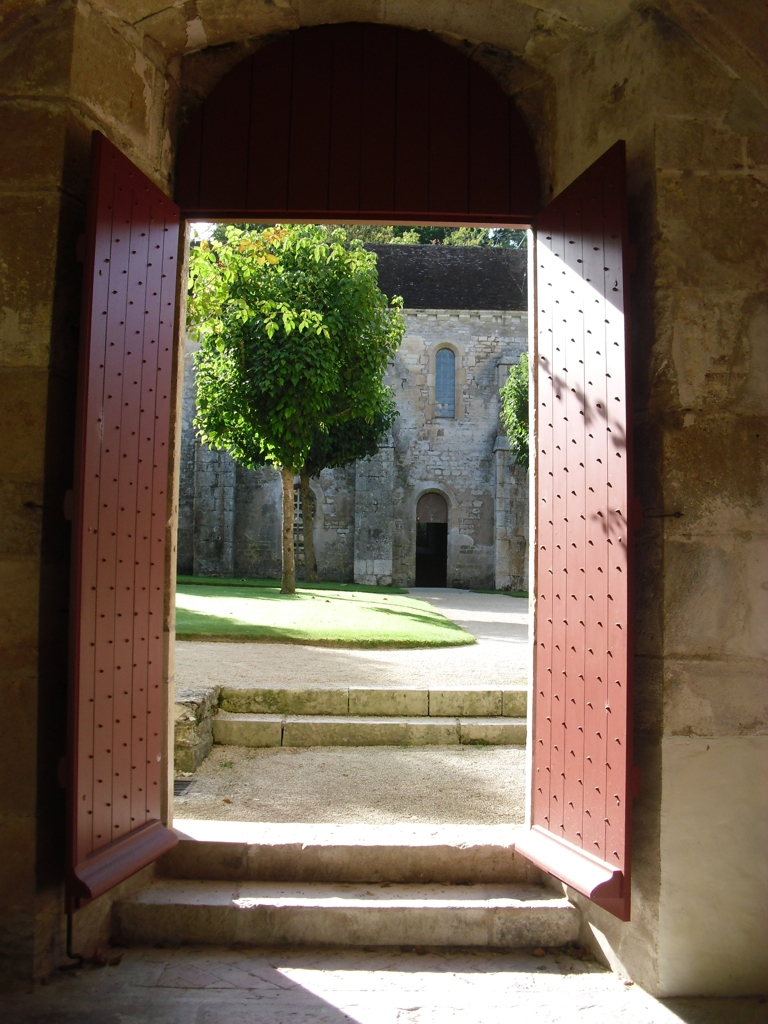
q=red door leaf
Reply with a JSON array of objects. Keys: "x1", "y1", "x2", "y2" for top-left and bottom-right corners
[
  {"x1": 516, "y1": 142, "x2": 636, "y2": 921},
  {"x1": 67, "y1": 133, "x2": 179, "y2": 907}
]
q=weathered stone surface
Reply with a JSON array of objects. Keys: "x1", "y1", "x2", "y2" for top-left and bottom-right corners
[
  {"x1": 220, "y1": 687, "x2": 348, "y2": 716},
  {"x1": 174, "y1": 684, "x2": 222, "y2": 772},
  {"x1": 349, "y1": 687, "x2": 428, "y2": 716},
  {"x1": 501, "y1": 688, "x2": 528, "y2": 718},
  {"x1": 354, "y1": 441, "x2": 395, "y2": 586},
  {"x1": 164, "y1": 820, "x2": 542, "y2": 883},
  {"x1": 430, "y1": 689, "x2": 503, "y2": 717},
  {"x1": 459, "y1": 718, "x2": 527, "y2": 745},
  {"x1": 113, "y1": 878, "x2": 580, "y2": 949},
  {"x1": 212, "y1": 712, "x2": 282, "y2": 748},
  {"x1": 282, "y1": 715, "x2": 461, "y2": 747}
]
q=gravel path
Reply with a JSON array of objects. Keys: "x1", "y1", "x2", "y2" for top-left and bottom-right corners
[
  {"x1": 176, "y1": 744, "x2": 527, "y2": 826},
  {"x1": 175, "y1": 589, "x2": 530, "y2": 691}
]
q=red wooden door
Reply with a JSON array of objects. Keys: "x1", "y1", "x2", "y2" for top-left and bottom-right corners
[
  {"x1": 517, "y1": 142, "x2": 636, "y2": 920},
  {"x1": 175, "y1": 24, "x2": 540, "y2": 223},
  {"x1": 67, "y1": 133, "x2": 179, "y2": 908}
]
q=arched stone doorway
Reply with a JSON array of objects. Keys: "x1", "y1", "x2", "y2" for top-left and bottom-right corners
[
  {"x1": 65, "y1": 20, "x2": 636, "y2": 949},
  {"x1": 415, "y1": 492, "x2": 448, "y2": 587}
]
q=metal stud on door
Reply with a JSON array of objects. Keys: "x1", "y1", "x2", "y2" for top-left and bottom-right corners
[
  {"x1": 67, "y1": 133, "x2": 179, "y2": 907},
  {"x1": 517, "y1": 143, "x2": 636, "y2": 921}
]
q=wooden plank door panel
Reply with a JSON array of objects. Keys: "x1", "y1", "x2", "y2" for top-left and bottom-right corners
[
  {"x1": 68, "y1": 132, "x2": 179, "y2": 908},
  {"x1": 176, "y1": 24, "x2": 541, "y2": 223},
  {"x1": 517, "y1": 142, "x2": 635, "y2": 920}
]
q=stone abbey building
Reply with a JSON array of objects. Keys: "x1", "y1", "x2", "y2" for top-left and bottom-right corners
[{"x1": 178, "y1": 244, "x2": 530, "y2": 590}]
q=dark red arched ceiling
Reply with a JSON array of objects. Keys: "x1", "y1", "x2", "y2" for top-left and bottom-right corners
[{"x1": 175, "y1": 24, "x2": 541, "y2": 224}]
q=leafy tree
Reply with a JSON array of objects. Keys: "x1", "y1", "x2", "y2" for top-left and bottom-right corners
[
  {"x1": 300, "y1": 392, "x2": 398, "y2": 581},
  {"x1": 500, "y1": 353, "x2": 530, "y2": 469},
  {"x1": 390, "y1": 225, "x2": 526, "y2": 247},
  {"x1": 187, "y1": 224, "x2": 404, "y2": 593},
  {"x1": 326, "y1": 224, "x2": 421, "y2": 245}
]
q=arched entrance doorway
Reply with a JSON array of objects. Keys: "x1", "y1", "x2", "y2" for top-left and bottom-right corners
[
  {"x1": 415, "y1": 492, "x2": 448, "y2": 587},
  {"x1": 175, "y1": 23, "x2": 540, "y2": 223},
  {"x1": 69, "y1": 22, "x2": 634, "y2": 925}
]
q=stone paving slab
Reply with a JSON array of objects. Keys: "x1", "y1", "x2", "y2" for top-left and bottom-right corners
[
  {"x1": 165, "y1": 820, "x2": 539, "y2": 884},
  {"x1": 4, "y1": 946, "x2": 765, "y2": 1023},
  {"x1": 113, "y1": 879, "x2": 580, "y2": 949}
]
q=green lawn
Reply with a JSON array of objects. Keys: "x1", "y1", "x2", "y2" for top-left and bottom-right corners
[
  {"x1": 472, "y1": 588, "x2": 529, "y2": 599},
  {"x1": 175, "y1": 577, "x2": 476, "y2": 648}
]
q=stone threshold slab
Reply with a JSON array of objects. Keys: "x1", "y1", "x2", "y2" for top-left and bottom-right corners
[
  {"x1": 114, "y1": 879, "x2": 579, "y2": 948},
  {"x1": 172, "y1": 820, "x2": 523, "y2": 845},
  {"x1": 166, "y1": 821, "x2": 540, "y2": 884}
]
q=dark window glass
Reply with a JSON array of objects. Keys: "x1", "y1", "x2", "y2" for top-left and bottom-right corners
[{"x1": 435, "y1": 348, "x2": 455, "y2": 417}]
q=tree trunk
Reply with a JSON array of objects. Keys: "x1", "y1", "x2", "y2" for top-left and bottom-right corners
[
  {"x1": 280, "y1": 465, "x2": 296, "y2": 595},
  {"x1": 300, "y1": 467, "x2": 318, "y2": 583}
]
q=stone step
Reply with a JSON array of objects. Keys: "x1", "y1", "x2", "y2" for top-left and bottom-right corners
[
  {"x1": 165, "y1": 821, "x2": 541, "y2": 884},
  {"x1": 114, "y1": 879, "x2": 579, "y2": 949},
  {"x1": 212, "y1": 712, "x2": 527, "y2": 748},
  {"x1": 219, "y1": 685, "x2": 528, "y2": 718}
]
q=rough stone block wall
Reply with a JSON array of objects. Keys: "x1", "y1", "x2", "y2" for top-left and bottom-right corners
[
  {"x1": 0, "y1": 0, "x2": 179, "y2": 982},
  {"x1": 178, "y1": 313, "x2": 530, "y2": 590},
  {"x1": 313, "y1": 464, "x2": 356, "y2": 582},
  {"x1": 389, "y1": 310, "x2": 528, "y2": 589},
  {"x1": 233, "y1": 464, "x2": 282, "y2": 579},
  {"x1": 192, "y1": 444, "x2": 235, "y2": 577},
  {"x1": 354, "y1": 443, "x2": 395, "y2": 585}
]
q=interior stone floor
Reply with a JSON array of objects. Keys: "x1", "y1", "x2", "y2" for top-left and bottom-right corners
[{"x1": 3, "y1": 946, "x2": 765, "y2": 1024}]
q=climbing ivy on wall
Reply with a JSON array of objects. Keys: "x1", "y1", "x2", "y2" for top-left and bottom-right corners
[{"x1": 500, "y1": 353, "x2": 530, "y2": 470}]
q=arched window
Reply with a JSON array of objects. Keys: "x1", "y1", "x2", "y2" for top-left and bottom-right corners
[{"x1": 435, "y1": 348, "x2": 455, "y2": 418}]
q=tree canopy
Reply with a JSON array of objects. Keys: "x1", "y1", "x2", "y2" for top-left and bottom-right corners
[
  {"x1": 500, "y1": 353, "x2": 530, "y2": 470},
  {"x1": 211, "y1": 223, "x2": 528, "y2": 248},
  {"x1": 187, "y1": 223, "x2": 404, "y2": 591},
  {"x1": 188, "y1": 224, "x2": 404, "y2": 474}
]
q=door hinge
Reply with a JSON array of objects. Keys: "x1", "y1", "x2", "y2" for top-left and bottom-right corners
[
  {"x1": 57, "y1": 756, "x2": 68, "y2": 789},
  {"x1": 63, "y1": 489, "x2": 74, "y2": 521}
]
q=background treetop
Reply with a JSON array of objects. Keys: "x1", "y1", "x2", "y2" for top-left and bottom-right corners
[
  {"x1": 187, "y1": 223, "x2": 404, "y2": 475},
  {"x1": 205, "y1": 223, "x2": 527, "y2": 248}
]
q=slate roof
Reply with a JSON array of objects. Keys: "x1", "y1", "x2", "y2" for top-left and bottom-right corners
[{"x1": 365, "y1": 244, "x2": 528, "y2": 311}]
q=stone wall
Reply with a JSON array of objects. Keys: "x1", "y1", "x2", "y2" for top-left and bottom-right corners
[
  {"x1": 178, "y1": 306, "x2": 530, "y2": 591},
  {"x1": 538, "y1": 8, "x2": 768, "y2": 997},
  {"x1": 0, "y1": 0, "x2": 180, "y2": 983},
  {"x1": 389, "y1": 309, "x2": 528, "y2": 588}
]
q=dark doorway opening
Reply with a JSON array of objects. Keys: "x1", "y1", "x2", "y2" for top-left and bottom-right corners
[
  {"x1": 415, "y1": 523, "x2": 448, "y2": 587},
  {"x1": 415, "y1": 492, "x2": 448, "y2": 587}
]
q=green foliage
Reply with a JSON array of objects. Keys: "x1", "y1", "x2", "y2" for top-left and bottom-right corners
[
  {"x1": 326, "y1": 224, "x2": 422, "y2": 245},
  {"x1": 390, "y1": 226, "x2": 527, "y2": 248},
  {"x1": 500, "y1": 353, "x2": 530, "y2": 470},
  {"x1": 304, "y1": 389, "x2": 397, "y2": 477},
  {"x1": 187, "y1": 224, "x2": 405, "y2": 474}
]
